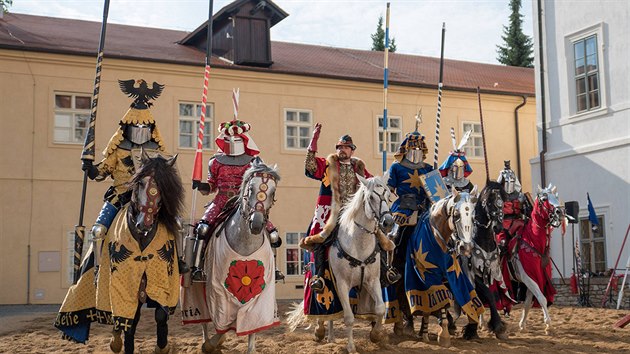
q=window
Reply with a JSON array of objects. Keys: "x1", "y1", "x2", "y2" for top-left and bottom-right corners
[
  {"x1": 284, "y1": 109, "x2": 312, "y2": 149},
  {"x1": 179, "y1": 102, "x2": 214, "y2": 149},
  {"x1": 377, "y1": 115, "x2": 402, "y2": 153},
  {"x1": 461, "y1": 122, "x2": 483, "y2": 158},
  {"x1": 579, "y1": 216, "x2": 606, "y2": 274},
  {"x1": 54, "y1": 93, "x2": 91, "y2": 144},
  {"x1": 573, "y1": 35, "x2": 600, "y2": 113},
  {"x1": 285, "y1": 232, "x2": 307, "y2": 276}
]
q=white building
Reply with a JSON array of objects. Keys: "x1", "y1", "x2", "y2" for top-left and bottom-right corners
[{"x1": 531, "y1": 0, "x2": 629, "y2": 279}]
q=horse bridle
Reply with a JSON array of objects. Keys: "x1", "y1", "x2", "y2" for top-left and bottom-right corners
[
  {"x1": 475, "y1": 190, "x2": 504, "y2": 229},
  {"x1": 240, "y1": 172, "x2": 277, "y2": 225},
  {"x1": 353, "y1": 186, "x2": 392, "y2": 235},
  {"x1": 536, "y1": 192, "x2": 562, "y2": 228}
]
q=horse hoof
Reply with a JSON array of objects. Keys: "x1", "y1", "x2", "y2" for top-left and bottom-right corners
[
  {"x1": 393, "y1": 322, "x2": 404, "y2": 336},
  {"x1": 437, "y1": 336, "x2": 451, "y2": 347},
  {"x1": 421, "y1": 334, "x2": 430, "y2": 343},
  {"x1": 347, "y1": 344, "x2": 357, "y2": 353},
  {"x1": 496, "y1": 331, "x2": 509, "y2": 340},
  {"x1": 314, "y1": 327, "x2": 325, "y2": 342},
  {"x1": 202, "y1": 341, "x2": 215, "y2": 354},
  {"x1": 154, "y1": 343, "x2": 171, "y2": 354},
  {"x1": 369, "y1": 329, "x2": 382, "y2": 343},
  {"x1": 109, "y1": 331, "x2": 122, "y2": 353}
]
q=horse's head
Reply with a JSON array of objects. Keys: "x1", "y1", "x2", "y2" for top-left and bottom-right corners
[
  {"x1": 535, "y1": 183, "x2": 563, "y2": 228},
  {"x1": 447, "y1": 186, "x2": 478, "y2": 256},
  {"x1": 477, "y1": 181, "x2": 506, "y2": 234},
  {"x1": 239, "y1": 160, "x2": 280, "y2": 235},
  {"x1": 130, "y1": 151, "x2": 183, "y2": 235},
  {"x1": 356, "y1": 173, "x2": 394, "y2": 233}
]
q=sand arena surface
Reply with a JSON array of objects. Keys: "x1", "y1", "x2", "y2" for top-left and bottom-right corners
[{"x1": 1, "y1": 301, "x2": 629, "y2": 353}]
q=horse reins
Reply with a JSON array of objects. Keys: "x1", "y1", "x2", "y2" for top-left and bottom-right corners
[{"x1": 240, "y1": 172, "x2": 277, "y2": 224}]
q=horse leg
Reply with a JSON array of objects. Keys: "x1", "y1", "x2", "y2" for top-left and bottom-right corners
[
  {"x1": 335, "y1": 281, "x2": 357, "y2": 353},
  {"x1": 154, "y1": 306, "x2": 170, "y2": 353},
  {"x1": 314, "y1": 320, "x2": 326, "y2": 342},
  {"x1": 202, "y1": 332, "x2": 226, "y2": 354},
  {"x1": 475, "y1": 279, "x2": 507, "y2": 340},
  {"x1": 420, "y1": 314, "x2": 430, "y2": 343},
  {"x1": 327, "y1": 320, "x2": 335, "y2": 343},
  {"x1": 519, "y1": 289, "x2": 533, "y2": 332},
  {"x1": 246, "y1": 333, "x2": 256, "y2": 354},
  {"x1": 365, "y1": 279, "x2": 386, "y2": 343},
  {"x1": 122, "y1": 302, "x2": 143, "y2": 354},
  {"x1": 436, "y1": 308, "x2": 451, "y2": 347},
  {"x1": 516, "y1": 261, "x2": 551, "y2": 333}
]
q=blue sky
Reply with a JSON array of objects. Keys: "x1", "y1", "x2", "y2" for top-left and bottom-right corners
[{"x1": 9, "y1": 0, "x2": 534, "y2": 65}]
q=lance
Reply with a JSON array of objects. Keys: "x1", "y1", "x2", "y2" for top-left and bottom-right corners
[
  {"x1": 433, "y1": 22, "x2": 446, "y2": 169},
  {"x1": 381, "y1": 2, "x2": 391, "y2": 172},
  {"x1": 74, "y1": 0, "x2": 110, "y2": 284},
  {"x1": 477, "y1": 87, "x2": 490, "y2": 180},
  {"x1": 185, "y1": 0, "x2": 214, "y2": 286}
]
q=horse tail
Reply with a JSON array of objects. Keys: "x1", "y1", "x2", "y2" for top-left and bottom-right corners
[{"x1": 285, "y1": 300, "x2": 307, "y2": 332}]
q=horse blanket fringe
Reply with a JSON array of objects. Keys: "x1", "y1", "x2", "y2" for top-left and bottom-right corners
[
  {"x1": 54, "y1": 207, "x2": 179, "y2": 342},
  {"x1": 402, "y1": 213, "x2": 484, "y2": 321},
  {"x1": 206, "y1": 230, "x2": 279, "y2": 335}
]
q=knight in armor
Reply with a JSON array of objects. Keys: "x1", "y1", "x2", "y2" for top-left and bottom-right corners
[
  {"x1": 385, "y1": 131, "x2": 434, "y2": 284},
  {"x1": 190, "y1": 120, "x2": 282, "y2": 281},
  {"x1": 495, "y1": 160, "x2": 530, "y2": 316},
  {"x1": 81, "y1": 79, "x2": 187, "y2": 274},
  {"x1": 439, "y1": 129, "x2": 474, "y2": 192},
  {"x1": 299, "y1": 123, "x2": 395, "y2": 293}
]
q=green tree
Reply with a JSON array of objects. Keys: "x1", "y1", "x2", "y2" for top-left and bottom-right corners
[
  {"x1": 370, "y1": 15, "x2": 397, "y2": 53},
  {"x1": 496, "y1": 0, "x2": 533, "y2": 67},
  {"x1": 1, "y1": 0, "x2": 13, "y2": 13}
]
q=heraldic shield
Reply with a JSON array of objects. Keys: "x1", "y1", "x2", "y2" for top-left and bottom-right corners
[{"x1": 420, "y1": 169, "x2": 451, "y2": 204}]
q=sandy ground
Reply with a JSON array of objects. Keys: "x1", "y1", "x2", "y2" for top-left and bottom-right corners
[{"x1": 1, "y1": 301, "x2": 629, "y2": 354}]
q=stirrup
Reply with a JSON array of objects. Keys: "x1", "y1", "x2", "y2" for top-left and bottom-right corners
[
  {"x1": 191, "y1": 269, "x2": 206, "y2": 282},
  {"x1": 386, "y1": 267, "x2": 402, "y2": 285},
  {"x1": 275, "y1": 269, "x2": 285, "y2": 282},
  {"x1": 178, "y1": 259, "x2": 190, "y2": 274},
  {"x1": 310, "y1": 277, "x2": 325, "y2": 293}
]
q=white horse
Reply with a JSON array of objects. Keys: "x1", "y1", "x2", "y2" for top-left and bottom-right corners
[
  {"x1": 510, "y1": 183, "x2": 564, "y2": 335},
  {"x1": 201, "y1": 161, "x2": 280, "y2": 354},
  {"x1": 288, "y1": 174, "x2": 394, "y2": 353}
]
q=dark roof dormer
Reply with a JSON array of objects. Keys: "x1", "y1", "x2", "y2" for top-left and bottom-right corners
[{"x1": 180, "y1": 0, "x2": 288, "y2": 67}]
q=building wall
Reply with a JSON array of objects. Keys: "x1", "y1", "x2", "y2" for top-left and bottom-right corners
[
  {"x1": 531, "y1": 0, "x2": 629, "y2": 279},
  {"x1": 0, "y1": 49, "x2": 537, "y2": 304}
]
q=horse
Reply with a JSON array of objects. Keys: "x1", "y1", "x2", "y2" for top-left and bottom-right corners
[
  {"x1": 403, "y1": 187, "x2": 484, "y2": 347},
  {"x1": 106, "y1": 151, "x2": 184, "y2": 354},
  {"x1": 200, "y1": 161, "x2": 280, "y2": 354},
  {"x1": 459, "y1": 181, "x2": 510, "y2": 340},
  {"x1": 509, "y1": 183, "x2": 564, "y2": 335},
  {"x1": 286, "y1": 173, "x2": 394, "y2": 353}
]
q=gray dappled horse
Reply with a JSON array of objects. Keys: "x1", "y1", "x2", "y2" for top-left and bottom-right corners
[
  {"x1": 200, "y1": 161, "x2": 280, "y2": 354},
  {"x1": 287, "y1": 174, "x2": 394, "y2": 354},
  {"x1": 510, "y1": 183, "x2": 564, "y2": 335}
]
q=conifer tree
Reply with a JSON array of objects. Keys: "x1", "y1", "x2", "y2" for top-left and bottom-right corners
[
  {"x1": 1, "y1": 0, "x2": 13, "y2": 13},
  {"x1": 497, "y1": 0, "x2": 533, "y2": 67},
  {"x1": 371, "y1": 15, "x2": 397, "y2": 53}
]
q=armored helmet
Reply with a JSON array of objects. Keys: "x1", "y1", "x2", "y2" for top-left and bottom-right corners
[
  {"x1": 394, "y1": 131, "x2": 428, "y2": 164},
  {"x1": 497, "y1": 160, "x2": 521, "y2": 194},
  {"x1": 215, "y1": 120, "x2": 260, "y2": 156}
]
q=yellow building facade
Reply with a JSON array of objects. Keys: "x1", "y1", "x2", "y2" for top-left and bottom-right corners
[{"x1": 0, "y1": 12, "x2": 536, "y2": 304}]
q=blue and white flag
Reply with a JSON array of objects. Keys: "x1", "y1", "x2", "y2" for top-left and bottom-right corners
[{"x1": 587, "y1": 193, "x2": 599, "y2": 226}]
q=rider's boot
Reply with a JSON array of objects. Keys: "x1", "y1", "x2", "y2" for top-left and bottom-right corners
[
  {"x1": 267, "y1": 223, "x2": 285, "y2": 282},
  {"x1": 190, "y1": 222, "x2": 210, "y2": 282},
  {"x1": 310, "y1": 244, "x2": 326, "y2": 293},
  {"x1": 310, "y1": 275, "x2": 325, "y2": 293}
]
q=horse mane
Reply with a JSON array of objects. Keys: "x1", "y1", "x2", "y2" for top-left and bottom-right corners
[
  {"x1": 475, "y1": 181, "x2": 506, "y2": 215},
  {"x1": 339, "y1": 176, "x2": 383, "y2": 235},
  {"x1": 130, "y1": 155, "x2": 184, "y2": 237},
  {"x1": 238, "y1": 160, "x2": 281, "y2": 200}
]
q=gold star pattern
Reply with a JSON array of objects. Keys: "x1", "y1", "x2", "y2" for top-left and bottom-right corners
[
  {"x1": 412, "y1": 239, "x2": 438, "y2": 281},
  {"x1": 447, "y1": 253, "x2": 463, "y2": 278},
  {"x1": 403, "y1": 170, "x2": 424, "y2": 192}
]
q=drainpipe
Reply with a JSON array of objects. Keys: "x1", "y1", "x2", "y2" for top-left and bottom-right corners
[
  {"x1": 514, "y1": 96, "x2": 527, "y2": 182},
  {"x1": 537, "y1": 0, "x2": 547, "y2": 186}
]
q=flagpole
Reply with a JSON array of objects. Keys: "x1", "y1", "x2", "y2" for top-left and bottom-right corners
[
  {"x1": 433, "y1": 22, "x2": 446, "y2": 169},
  {"x1": 185, "y1": 0, "x2": 214, "y2": 286},
  {"x1": 382, "y1": 2, "x2": 391, "y2": 173},
  {"x1": 74, "y1": 0, "x2": 110, "y2": 284}
]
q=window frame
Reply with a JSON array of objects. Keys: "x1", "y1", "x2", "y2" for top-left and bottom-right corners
[
  {"x1": 283, "y1": 108, "x2": 313, "y2": 151},
  {"x1": 177, "y1": 101, "x2": 214, "y2": 151},
  {"x1": 573, "y1": 35, "x2": 600, "y2": 113},
  {"x1": 565, "y1": 23, "x2": 607, "y2": 119},
  {"x1": 376, "y1": 115, "x2": 403, "y2": 155},
  {"x1": 53, "y1": 92, "x2": 92, "y2": 145},
  {"x1": 578, "y1": 215, "x2": 607, "y2": 275},
  {"x1": 461, "y1": 121, "x2": 484, "y2": 159},
  {"x1": 284, "y1": 231, "x2": 307, "y2": 277}
]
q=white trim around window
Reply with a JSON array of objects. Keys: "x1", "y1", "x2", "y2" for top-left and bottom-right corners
[
  {"x1": 376, "y1": 115, "x2": 402, "y2": 155},
  {"x1": 565, "y1": 22, "x2": 607, "y2": 118},
  {"x1": 284, "y1": 108, "x2": 312, "y2": 150},
  {"x1": 53, "y1": 92, "x2": 92, "y2": 144},
  {"x1": 285, "y1": 232, "x2": 307, "y2": 277},
  {"x1": 178, "y1": 102, "x2": 214, "y2": 150},
  {"x1": 461, "y1": 122, "x2": 483, "y2": 159}
]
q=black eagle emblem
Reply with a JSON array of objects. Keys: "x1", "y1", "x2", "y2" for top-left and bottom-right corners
[
  {"x1": 109, "y1": 242, "x2": 133, "y2": 273},
  {"x1": 118, "y1": 79, "x2": 164, "y2": 109},
  {"x1": 157, "y1": 240, "x2": 176, "y2": 276}
]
